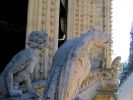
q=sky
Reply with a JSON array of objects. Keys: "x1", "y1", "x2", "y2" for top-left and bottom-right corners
[{"x1": 112, "y1": 0, "x2": 133, "y2": 62}]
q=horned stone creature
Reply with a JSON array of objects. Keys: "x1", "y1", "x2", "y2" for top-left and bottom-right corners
[{"x1": 0, "y1": 31, "x2": 48, "y2": 99}]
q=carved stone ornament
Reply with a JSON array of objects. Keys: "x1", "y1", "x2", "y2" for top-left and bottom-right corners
[
  {"x1": 0, "y1": 31, "x2": 48, "y2": 99},
  {"x1": 101, "y1": 56, "x2": 121, "y2": 81}
]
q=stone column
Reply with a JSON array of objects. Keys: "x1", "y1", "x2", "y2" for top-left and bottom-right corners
[
  {"x1": 67, "y1": 0, "x2": 92, "y2": 39},
  {"x1": 103, "y1": 0, "x2": 112, "y2": 68},
  {"x1": 67, "y1": 0, "x2": 110, "y2": 38},
  {"x1": 67, "y1": 0, "x2": 74, "y2": 39},
  {"x1": 92, "y1": 0, "x2": 104, "y2": 31},
  {"x1": 26, "y1": 0, "x2": 60, "y2": 80}
]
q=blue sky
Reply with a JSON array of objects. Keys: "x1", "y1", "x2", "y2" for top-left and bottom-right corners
[{"x1": 112, "y1": 0, "x2": 133, "y2": 62}]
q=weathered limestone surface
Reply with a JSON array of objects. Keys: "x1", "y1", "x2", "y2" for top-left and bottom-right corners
[
  {"x1": 67, "y1": 0, "x2": 112, "y2": 38},
  {"x1": 0, "y1": 31, "x2": 48, "y2": 99},
  {"x1": 44, "y1": 29, "x2": 108, "y2": 100}
]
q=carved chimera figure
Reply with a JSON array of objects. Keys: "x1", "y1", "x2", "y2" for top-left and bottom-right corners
[
  {"x1": 0, "y1": 31, "x2": 48, "y2": 98},
  {"x1": 100, "y1": 56, "x2": 121, "y2": 92},
  {"x1": 102, "y1": 56, "x2": 121, "y2": 81}
]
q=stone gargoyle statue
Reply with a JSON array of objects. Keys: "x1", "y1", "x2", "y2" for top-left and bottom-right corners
[
  {"x1": 0, "y1": 31, "x2": 48, "y2": 98},
  {"x1": 44, "y1": 28, "x2": 108, "y2": 100}
]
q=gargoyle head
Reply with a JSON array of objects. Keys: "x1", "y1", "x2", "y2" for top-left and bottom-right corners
[
  {"x1": 27, "y1": 31, "x2": 48, "y2": 49},
  {"x1": 90, "y1": 28, "x2": 109, "y2": 48}
]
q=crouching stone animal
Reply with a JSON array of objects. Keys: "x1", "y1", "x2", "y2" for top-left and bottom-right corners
[{"x1": 0, "y1": 31, "x2": 48, "y2": 98}]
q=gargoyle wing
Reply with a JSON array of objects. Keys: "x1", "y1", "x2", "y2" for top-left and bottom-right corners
[{"x1": 45, "y1": 32, "x2": 92, "y2": 100}]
